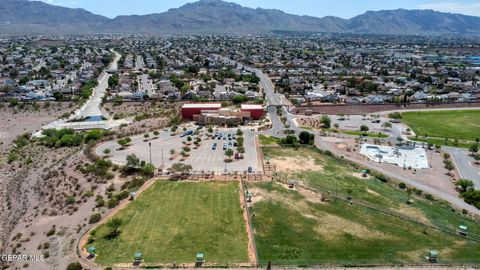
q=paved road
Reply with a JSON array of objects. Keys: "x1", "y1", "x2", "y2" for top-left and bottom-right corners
[
  {"x1": 138, "y1": 74, "x2": 155, "y2": 97},
  {"x1": 135, "y1": 55, "x2": 145, "y2": 71},
  {"x1": 32, "y1": 51, "x2": 124, "y2": 137},
  {"x1": 446, "y1": 146, "x2": 480, "y2": 187},
  {"x1": 78, "y1": 51, "x2": 121, "y2": 119},
  {"x1": 214, "y1": 55, "x2": 287, "y2": 135}
]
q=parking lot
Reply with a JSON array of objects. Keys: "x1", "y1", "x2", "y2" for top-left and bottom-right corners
[{"x1": 96, "y1": 126, "x2": 260, "y2": 173}]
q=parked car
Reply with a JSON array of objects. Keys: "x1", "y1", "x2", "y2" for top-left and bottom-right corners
[
  {"x1": 212, "y1": 143, "x2": 217, "y2": 150},
  {"x1": 223, "y1": 143, "x2": 227, "y2": 150},
  {"x1": 248, "y1": 166, "x2": 253, "y2": 173}
]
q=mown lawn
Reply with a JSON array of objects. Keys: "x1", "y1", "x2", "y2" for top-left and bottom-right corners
[
  {"x1": 250, "y1": 147, "x2": 480, "y2": 266},
  {"x1": 87, "y1": 181, "x2": 249, "y2": 266},
  {"x1": 402, "y1": 110, "x2": 480, "y2": 143}
]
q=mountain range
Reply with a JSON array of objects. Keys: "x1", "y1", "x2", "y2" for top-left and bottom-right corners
[{"x1": 2, "y1": 0, "x2": 480, "y2": 36}]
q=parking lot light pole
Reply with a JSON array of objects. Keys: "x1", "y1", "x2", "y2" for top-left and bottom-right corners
[
  {"x1": 149, "y1": 142, "x2": 152, "y2": 165},
  {"x1": 224, "y1": 162, "x2": 227, "y2": 181}
]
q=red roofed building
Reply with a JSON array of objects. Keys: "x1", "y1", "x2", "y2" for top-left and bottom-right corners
[
  {"x1": 241, "y1": 104, "x2": 264, "y2": 120},
  {"x1": 181, "y1": 103, "x2": 222, "y2": 120}
]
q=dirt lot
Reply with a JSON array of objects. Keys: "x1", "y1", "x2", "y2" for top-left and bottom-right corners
[
  {"x1": 270, "y1": 156, "x2": 324, "y2": 173},
  {"x1": 0, "y1": 102, "x2": 75, "y2": 151}
]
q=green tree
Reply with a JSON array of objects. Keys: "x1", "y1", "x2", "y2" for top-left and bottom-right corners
[
  {"x1": 103, "y1": 148, "x2": 111, "y2": 156},
  {"x1": 106, "y1": 218, "x2": 122, "y2": 239},
  {"x1": 170, "y1": 163, "x2": 193, "y2": 178},
  {"x1": 299, "y1": 131, "x2": 314, "y2": 145},
  {"x1": 382, "y1": 122, "x2": 392, "y2": 130},
  {"x1": 456, "y1": 179, "x2": 474, "y2": 192},
  {"x1": 225, "y1": 148, "x2": 234, "y2": 159},
  {"x1": 320, "y1": 115, "x2": 331, "y2": 129},
  {"x1": 360, "y1": 125, "x2": 370, "y2": 133},
  {"x1": 126, "y1": 154, "x2": 140, "y2": 169},
  {"x1": 469, "y1": 144, "x2": 479, "y2": 156}
]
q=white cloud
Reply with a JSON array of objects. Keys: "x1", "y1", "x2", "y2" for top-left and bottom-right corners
[{"x1": 419, "y1": 1, "x2": 480, "y2": 16}]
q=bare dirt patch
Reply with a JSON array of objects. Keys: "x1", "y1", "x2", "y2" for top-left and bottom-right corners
[
  {"x1": 352, "y1": 172, "x2": 369, "y2": 179},
  {"x1": 314, "y1": 213, "x2": 390, "y2": 241},
  {"x1": 271, "y1": 156, "x2": 323, "y2": 173},
  {"x1": 366, "y1": 188, "x2": 381, "y2": 197},
  {"x1": 396, "y1": 204, "x2": 432, "y2": 226}
]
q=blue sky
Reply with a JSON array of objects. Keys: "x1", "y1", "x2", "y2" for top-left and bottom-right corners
[{"x1": 37, "y1": 0, "x2": 480, "y2": 19}]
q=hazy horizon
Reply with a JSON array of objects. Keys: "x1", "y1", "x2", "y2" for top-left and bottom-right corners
[{"x1": 36, "y1": 0, "x2": 480, "y2": 19}]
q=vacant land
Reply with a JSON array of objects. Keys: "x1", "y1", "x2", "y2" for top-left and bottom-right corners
[
  {"x1": 0, "y1": 102, "x2": 75, "y2": 151},
  {"x1": 402, "y1": 110, "x2": 480, "y2": 144},
  {"x1": 249, "y1": 146, "x2": 480, "y2": 266},
  {"x1": 87, "y1": 181, "x2": 249, "y2": 266}
]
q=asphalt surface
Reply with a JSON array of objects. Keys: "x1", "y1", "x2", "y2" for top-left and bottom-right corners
[
  {"x1": 446, "y1": 146, "x2": 480, "y2": 187},
  {"x1": 96, "y1": 127, "x2": 260, "y2": 173},
  {"x1": 79, "y1": 51, "x2": 121, "y2": 119},
  {"x1": 135, "y1": 55, "x2": 145, "y2": 71},
  {"x1": 139, "y1": 74, "x2": 155, "y2": 96}
]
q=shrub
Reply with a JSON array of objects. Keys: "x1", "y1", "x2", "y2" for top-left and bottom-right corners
[
  {"x1": 46, "y1": 227, "x2": 56, "y2": 237},
  {"x1": 89, "y1": 213, "x2": 101, "y2": 224},
  {"x1": 107, "y1": 198, "x2": 119, "y2": 209},
  {"x1": 66, "y1": 262, "x2": 83, "y2": 270},
  {"x1": 398, "y1": 183, "x2": 407, "y2": 189}
]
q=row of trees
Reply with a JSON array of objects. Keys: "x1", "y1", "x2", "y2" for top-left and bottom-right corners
[{"x1": 280, "y1": 131, "x2": 316, "y2": 147}]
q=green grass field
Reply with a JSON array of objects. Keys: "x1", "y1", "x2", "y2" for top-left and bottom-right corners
[
  {"x1": 402, "y1": 110, "x2": 480, "y2": 144},
  {"x1": 87, "y1": 181, "x2": 249, "y2": 266},
  {"x1": 258, "y1": 135, "x2": 280, "y2": 146},
  {"x1": 249, "y1": 147, "x2": 480, "y2": 266}
]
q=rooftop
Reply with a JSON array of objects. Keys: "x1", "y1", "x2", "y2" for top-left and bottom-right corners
[
  {"x1": 241, "y1": 104, "x2": 264, "y2": 110},
  {"x1": 182, "y1": 103, "x2": 222, "y2": 109}
]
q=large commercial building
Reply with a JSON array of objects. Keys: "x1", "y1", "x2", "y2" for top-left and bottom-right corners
[{"x1": 181, "y1": 103, "x2": 265, "y2": 124}]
